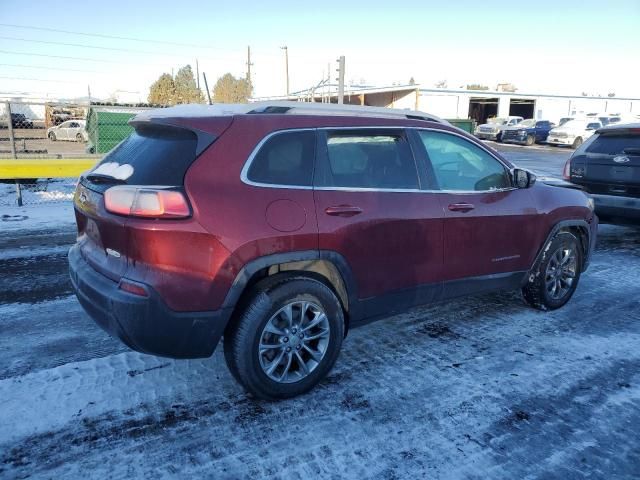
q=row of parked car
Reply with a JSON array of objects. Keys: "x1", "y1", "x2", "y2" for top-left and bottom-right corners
[{"x1": 475, "y1": 114, "x2": 639, "y2": 149}]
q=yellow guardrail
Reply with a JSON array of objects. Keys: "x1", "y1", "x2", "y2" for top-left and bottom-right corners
[{"x1": 0, "y1": 158, "x2": 99, "y2": 179}]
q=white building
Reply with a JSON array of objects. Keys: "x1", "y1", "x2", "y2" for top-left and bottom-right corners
[{"x1": 253, "y1": 84, "x2": 640, "y2": 125}]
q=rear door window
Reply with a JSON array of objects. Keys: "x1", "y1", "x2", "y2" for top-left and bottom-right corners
[
  {"x1": 246, "y1": 130, "x2": 316, "y2": 186},
  {"x1": 316, "y1": 130, "x2": 419, "y2": 189},
  {"x1": 586, "y1": 134, "x2": 640, "y2": 155},
  {"x1": 88, "y1": 124, "x2": 198, "y2": 188}
]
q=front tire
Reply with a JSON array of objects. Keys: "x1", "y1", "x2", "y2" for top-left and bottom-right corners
[
  {"x1": 224, "y1": 276, "x2": 344, "y2": 400},
  {"x1": 48, "y1": 132, "x2": 56, "y2": 141},
  {"x1": 522, "y1": 231, "x2": 583, "y2": 310},
  {"x1": 572, "y1": 137, "x2": 583, "y2": 149},
  {"x1": 525, "y1": 135, "x2": 535, "y2": 146}
]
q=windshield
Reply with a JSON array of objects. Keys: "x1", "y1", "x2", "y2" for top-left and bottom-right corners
[
  {"x1": 562, "y1": 120, "x2": 588, "y2": 129},
  {"x1": 488, "y1": 118, "x2": 507, "y2": 125},
  {"x1": 517, "y1": 119, "x2": 535, "y2": 127}
]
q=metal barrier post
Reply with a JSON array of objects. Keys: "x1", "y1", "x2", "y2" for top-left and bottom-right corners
[{"x1": 5, "y1": 102, "x2": 22, "y2": 206}]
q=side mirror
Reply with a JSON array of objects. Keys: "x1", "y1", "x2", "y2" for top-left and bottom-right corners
[{"x1": 513, "y1": 168, "x2": 536, "y2": 188}]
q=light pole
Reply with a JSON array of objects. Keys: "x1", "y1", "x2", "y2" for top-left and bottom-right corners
[{"x1": 281, "y1": 46, "x2": 289, "y2": 96}]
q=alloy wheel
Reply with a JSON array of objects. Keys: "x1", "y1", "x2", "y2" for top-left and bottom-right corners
[
  {"x1": 545, "y1": 246, "x2": 577, "y2": 300},
  {"x1": 258, "y1": 301, "x2": 330, "y2": 383}
]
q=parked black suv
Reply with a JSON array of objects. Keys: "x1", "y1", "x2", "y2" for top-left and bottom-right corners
[{"x1": 564, "y1": 123, "x2": 640, "y2": 223}]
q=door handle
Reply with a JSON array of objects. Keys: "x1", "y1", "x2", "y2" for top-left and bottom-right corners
[
  {"x1": 448, "y1": 203, "x2": 475, "y2": 212},
  {"x1": 325, "y1": 205, "x2": 363, "y2": 217}
]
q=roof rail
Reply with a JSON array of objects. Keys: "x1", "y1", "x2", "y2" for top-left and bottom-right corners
[
  {"x1": 247, "y1": 101, "x2": 449, "y2": 125},
  {"x1": 132, "y1": 101, "x2": 450, "y2": 126}
]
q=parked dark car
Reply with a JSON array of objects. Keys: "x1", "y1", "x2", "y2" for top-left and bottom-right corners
[
  {"x1": 502, "y1": 120, "x2": 556, "y2": 146},
  {"x1": 1, "y1": 113, "x2": 33, "y2": 129},
  {"x1": 69, "y1": 102, "x2": 597, "y2": 399},
  {"x1": 564, "y1": 123, "x2": 640, "y2": 224}
]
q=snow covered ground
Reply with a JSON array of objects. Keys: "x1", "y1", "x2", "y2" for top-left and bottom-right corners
[
  {"x1": 1, "y1": 179, "x2": 76, "y2": 232},
  {"x1": 1, "y1": 223, "x2": 639, "y2": 479}
]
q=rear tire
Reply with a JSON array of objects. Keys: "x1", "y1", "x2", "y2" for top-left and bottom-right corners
[
  {"x1": 48, "y1": 132, "x2": 56, "y2": 141},
  {"x1": 76, "y1": 133, "x2": 84, "y2": 142},
  {"x1": 224, "y1": 276, "x2": 344, "y2": 400},
  {"x1": 572, "y1": 137, "x2": 583, "y2": 149},
  {"x1": 522, "y1": 231, "x2": 583, "y2": 310}
]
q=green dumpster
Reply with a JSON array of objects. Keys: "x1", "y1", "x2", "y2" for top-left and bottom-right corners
[
  {"x1": 86, "y1": 108, "x2": 141, "y2": 154},
  {"x1": 446, "y1": 119, "x2": 476, "y2": 134}
]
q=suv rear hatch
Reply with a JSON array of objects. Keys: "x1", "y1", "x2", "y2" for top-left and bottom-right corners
[
  {"x1": 74, "y1": 117, "x2": 230, "y2": 281},
  {"x1": 569, "y1": 126, "x2": 640, "y2": 198}
]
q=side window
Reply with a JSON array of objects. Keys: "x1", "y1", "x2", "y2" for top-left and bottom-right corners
[
  {"x1": 317, "y1": 131, "x2": 419, "y2": 189},
  {"x1": 246, "y1": 130, "x2": 316, "y2": 186},
  {"x1": 418, "y1": 131, "x2": 511, "y2": 191},
  {"x1": 587, "y1": 123, "x2": 601, "y2": 130}
]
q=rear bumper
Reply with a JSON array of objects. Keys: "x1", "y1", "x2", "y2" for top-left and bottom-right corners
[
  {"x1": 592, "y1": 193, "x2": 640, "y2": 223},
  {"x1": 68, "y1": 244, "x2": 232, "y2": 359}
]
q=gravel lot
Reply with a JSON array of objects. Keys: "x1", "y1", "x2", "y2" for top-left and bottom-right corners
[{"x1": 0, "y1": 146, "x2": 638, "y2": 479}]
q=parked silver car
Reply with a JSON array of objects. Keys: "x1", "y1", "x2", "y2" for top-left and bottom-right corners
[
  {"x1": 47, "y1": 120, "x2": 88, "y2": 142},
  {"x1": 474, "y1": 116, "x2": 524, "y2": 141}
]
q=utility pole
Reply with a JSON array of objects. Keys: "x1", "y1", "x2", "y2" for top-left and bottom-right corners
[
  {"x1": 246, "y1": 46, "x2": 253, "y2": 86},
  {"x1": 202, "y1": 72, "x2": 212, "y2": 105},
  {"x1": 281, "y1": 46, "x2": 289, "y2": 96},
  {"x1": 336, "y1": 55, "x2": 345, "y2": 105},
  {"x1": 196, "y1": 59, "x2": 200, "y2": 90}
]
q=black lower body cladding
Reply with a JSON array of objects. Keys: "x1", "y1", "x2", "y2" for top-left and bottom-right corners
[{"x1": 68, "y1": 244, "x2": 232, "y2": 359}]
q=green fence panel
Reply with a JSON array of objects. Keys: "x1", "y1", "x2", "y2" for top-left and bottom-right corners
[{"x1": 86, "y1": 109, "x2": 137, "y2": 154}]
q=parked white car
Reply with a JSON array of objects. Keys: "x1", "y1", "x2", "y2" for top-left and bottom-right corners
[
  {"x1": 474, "y1": 116, "x2": 524, "y2": 141},
  {"x1": 546, "y1": 119, "x2": 602, "y2": 148},
  {"x1": 47, "y1": 120, "x2": 88, "y2": 142}
]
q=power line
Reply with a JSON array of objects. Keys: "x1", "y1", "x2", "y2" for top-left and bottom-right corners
[
  {"x1": 0, "y1": 35, "x2": 240, "y2": 62},
  {"x1": 0, "y1": 63, "x2": 104, "y2": 73},
  {"x1": 0, "y1": 22, "x2": 218, "y2": 50},
  {"x1": 0, "y1": 76, "x2": 82, "y2": 84},
  {"x1": 0, "y1": 49, "x2": 166, "y2": 66}
]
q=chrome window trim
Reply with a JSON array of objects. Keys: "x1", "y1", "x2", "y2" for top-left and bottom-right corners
[
  {"x1": 240, "y1": 128, "x2": 316, "y2": 190},
  {"x1": 240, "y1": 125, "x2": 518, "y2": 194}
]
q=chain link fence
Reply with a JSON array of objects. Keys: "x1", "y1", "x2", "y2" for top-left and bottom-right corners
[{"x1": 1, "y1": 100, "x2": 152, "y2": 206}]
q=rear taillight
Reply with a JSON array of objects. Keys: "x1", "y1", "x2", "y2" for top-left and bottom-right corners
[
  {"x1": 563, "y1": 158, "x2": 572, "y2": 180},
  {"x1": 104, "y1": 186, "x2": 190, "y2": 219}
]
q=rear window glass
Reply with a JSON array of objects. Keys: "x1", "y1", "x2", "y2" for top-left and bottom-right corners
[
  {"x1": 247, "y1": 130, "x2": 315, "y2": 186},
  {"x1": 586, "y1": 134, "x2": 640, "y2": 155},
  {"x1": 92, "y1": 125, "x2": 198, "y2": 186},
  {"x1": 318, "y1": 132, "x2": 418, "y2": 189}
]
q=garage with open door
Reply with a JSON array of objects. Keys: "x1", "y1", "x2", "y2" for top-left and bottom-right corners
[
  {"x1": 509, "y1": 98, "x2": 535, "y2": 119},
  {"x1": 468, "y1": 98, "x2": 499, "y2": 125}
]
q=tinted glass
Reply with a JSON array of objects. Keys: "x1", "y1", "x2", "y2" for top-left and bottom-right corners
[
  {"x1": 418, "y1": 131, "x2": 511, "y2": 191},
  {"x1": 89, "y1": 124, "x2": 198, "y2": 188},
  {"x1": 319, "y1": 132, "x2": 418, "y2": 189},
  {"x1": 247, "y1": 130, "x2": 315, "y2": 186},
  {"x1": 586, "y1": 134, "x2": 640, "y2": 155},
  {"x1": 587, "y1": 123, "x2": 601, "y2": 129}
]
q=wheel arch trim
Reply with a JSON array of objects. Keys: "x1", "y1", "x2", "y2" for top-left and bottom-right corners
[
  {"x1": 530, "y1": 219, "x2": 592, "y2": 275},
  {"x1": 221, "y1": 250, "x2": 359, "y2": 317}
]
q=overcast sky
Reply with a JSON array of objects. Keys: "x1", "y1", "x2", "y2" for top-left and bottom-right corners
[{"x1": 1, "y1": 0, "x2": 639, "y2": 101}]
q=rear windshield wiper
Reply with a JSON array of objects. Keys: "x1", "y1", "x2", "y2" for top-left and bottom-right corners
[{"x1": 85, "y1": 173, "x2": 127, "y2": 184}]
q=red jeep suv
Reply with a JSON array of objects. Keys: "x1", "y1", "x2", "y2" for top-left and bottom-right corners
[{"x1": 69, "y1": 102, "x2": 597, "y2": 399}]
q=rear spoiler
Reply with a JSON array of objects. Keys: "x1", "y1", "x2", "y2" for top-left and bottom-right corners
[
  {"x1": 128, "y1": 118, "x2": 218, "y2": 156},
  {"x1": 596, "y1": 125, "x2": 640, "y2": 136}
]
